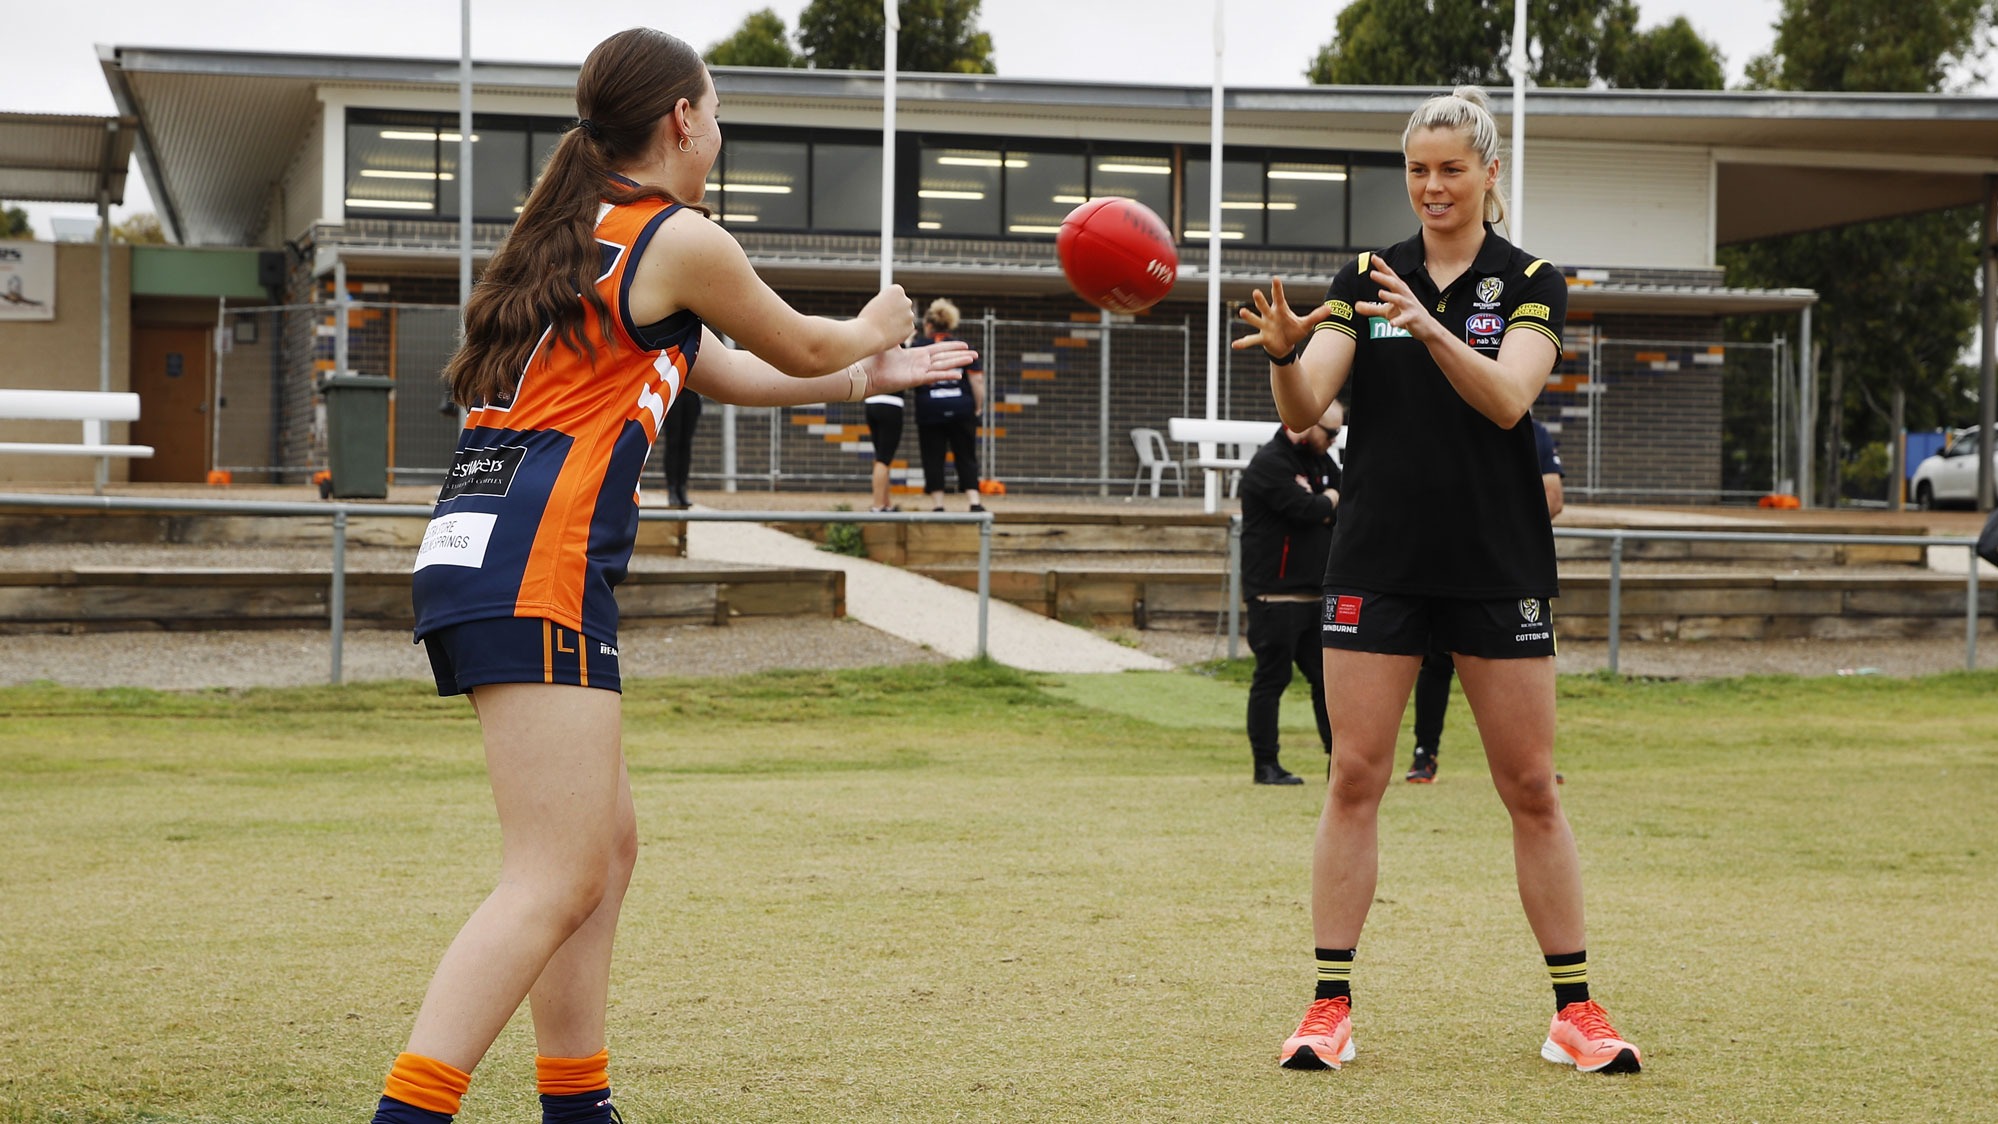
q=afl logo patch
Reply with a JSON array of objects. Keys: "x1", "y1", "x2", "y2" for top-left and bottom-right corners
[
  {"x1": 1519, "y1": 598, "x2": 1542, "y2": 625},
  {"x1": 1477, "y1": 277, "x2": 1503, "y2": 304},
  {"x1": 1467, "y1": 313, "x2": 1505, "y2": 335}
]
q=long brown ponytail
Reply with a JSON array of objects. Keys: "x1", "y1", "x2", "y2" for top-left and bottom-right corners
[{"x1": 446, "y1": 28, "x2": 711, "y2": 407}]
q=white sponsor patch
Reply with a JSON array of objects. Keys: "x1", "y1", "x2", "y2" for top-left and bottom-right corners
[{"x1": 413, "y1": 511, "x2": 499, "y2": 571}]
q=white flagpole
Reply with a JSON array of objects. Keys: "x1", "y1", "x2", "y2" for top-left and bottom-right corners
[
  {"x1": 880, "y1": 0, "x2": 899, "y2": 290},
  {"x1": 459, "y1": 0, "x2": 473, "y2": 314},
  {"x1": 1509, "y1": 0, "x2": 1528, "y2": 244},
  {"x1": 1203, "y1": 0, "x2": 1224, "y2": 513}
]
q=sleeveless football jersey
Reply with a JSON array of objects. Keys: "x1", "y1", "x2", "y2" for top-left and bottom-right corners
[{"x1": 412, "y1": 194, "x2": 700, "y2": 642}]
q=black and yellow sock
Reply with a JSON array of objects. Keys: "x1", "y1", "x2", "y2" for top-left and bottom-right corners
[
  {"x1": 1546, "y1": 950, "x2": 1589, "y2": 1010},
  {"x1": 1314, "y1": 947, "x2": 1354, "y2": 1003}
]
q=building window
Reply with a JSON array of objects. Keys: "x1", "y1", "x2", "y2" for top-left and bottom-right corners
[
  {"x1": 1265, "y1": 161, "x2": 1346, "y2": 249},
  {"x1": 1182, "y1": 157, "x2": 1264, "y2": 243},
  {"x1": 346, "y1": 110, "x2": 544, "y2": 222},
  {"x1": 1349, "y1": 163, "x2": 1414, "y2": 249},
  {"x1": 1088, "y1": 152, "x2": 1172, "y2": 222},
  {"x1": 714, "y1": 139, "x2": 808, "y2": 228},
  {"x1": 918, "y1": 146, "x2": 1003, "y2": 236},
  {"x1": 345, "y1": 113, "x2": 456, "y2": 215},
  {"x1": 1005, "y1": 149, "x2": 1085, "y2": 236},
  {"x1": 438, "y1": 124, "x2": 528, "y2": 221},
  {"x1": 812, "y1": 142, "x2": 881, "y2": 231}
]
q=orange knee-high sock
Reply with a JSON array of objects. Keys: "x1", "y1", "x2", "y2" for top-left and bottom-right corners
[
  {"x1": 382, "y1": 1052, "x2": 472, "y2": 1117},
  {"x1": 536, "y1": 1048, "x2": 610, "y2": 1096}
]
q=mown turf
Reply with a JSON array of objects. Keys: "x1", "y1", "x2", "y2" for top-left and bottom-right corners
[{"x1": 1, "y1": 663, "x2": 1992, "y2": 1122}]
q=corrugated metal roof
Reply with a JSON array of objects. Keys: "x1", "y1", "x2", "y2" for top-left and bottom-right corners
[
  {"x1": 0, "y1": 112, "x2": 135, "y2": 205},
  {"x1": 121, "y1": 70, "x2": 319, "y2": 245}
]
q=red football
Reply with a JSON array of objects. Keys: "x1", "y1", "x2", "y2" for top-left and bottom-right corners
[{"x1": 1056, "y1": 197, "x2": 1178, "y2": 313}]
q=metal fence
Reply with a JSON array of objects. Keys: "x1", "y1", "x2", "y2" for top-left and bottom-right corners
[
  {"x1": 213, "y1": 302, "x2": 464, "y2": 482},
  {"x1": 0, "y1": 492, "x2": 996, "y2": 686},
  {"x1": 1538, "y1": 332, "x2": 1794, "y2": 504},
  {"x1": 2, "y1": 492, "x2": 1984, "y2": 682}
]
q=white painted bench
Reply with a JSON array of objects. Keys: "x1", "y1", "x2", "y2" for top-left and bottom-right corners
[
  {"x1": 1167, "y1": 416, "x2": 1282, "y2": 496},
  {"x1": 0, "y1": 390, "x2": 154, "y2": 460}
]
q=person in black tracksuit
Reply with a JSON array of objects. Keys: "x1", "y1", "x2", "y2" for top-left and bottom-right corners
[
  {"x1": 1238, "y1": 401, "x2": 1343, "y2": 785},
  {"x1": 661, "y1": 388, "x2": 702, "y2": 508}
]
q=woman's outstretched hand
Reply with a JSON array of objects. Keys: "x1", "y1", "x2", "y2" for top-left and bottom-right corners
[
  {"x1": 1232, "y1": 277, "x2": 1332, "y2": 360},
  {"x1": 860, "y1": 339, "x2": 979, "y2": 396},
  {"x1": 1354, "y1": 258, "x2": 1439, "y2": 343}
]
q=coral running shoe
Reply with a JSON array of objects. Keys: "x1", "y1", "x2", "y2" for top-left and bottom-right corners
[
  {"x1": 1279, "y1": 997, "x2": 1355, "y2": 1070},
  {"x1": 1542, "y1": 1000, "x2": 1641, "y2": 1073}
]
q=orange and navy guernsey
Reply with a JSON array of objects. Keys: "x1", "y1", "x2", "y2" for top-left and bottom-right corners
[{"x1": 411, "y1": 193, "x2": 698, "y2": 644}]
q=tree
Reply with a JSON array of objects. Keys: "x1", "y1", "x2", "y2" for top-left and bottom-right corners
[
  {"x1": 706, "y1": 8, "x2": 804, "y2": 68},
  {"x1": 0, "y1": 203, "x2": 30, "y2": 240},
  {"x1": 797, "y1": 0, "x2": 997, "y2": 74},
  {"x1": 1305, "y1": 0, "x2": 1723, "y2": 90},
  {"x1": 112, "y1": 213, "x2": 166, "y2": 244},
  {"x1": 1724, "y1": 0, "x2": 1994, "y2": 502},
  {"x1": 1598, "y1": 16, "x2": 1728, "y2": 89}
]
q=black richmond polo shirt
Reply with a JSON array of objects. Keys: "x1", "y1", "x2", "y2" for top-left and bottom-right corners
[{"x1": 1310, "y1": 225, "x2": 1566, "y2": 600}]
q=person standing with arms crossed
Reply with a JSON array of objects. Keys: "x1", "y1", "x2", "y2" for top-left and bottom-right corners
[
  {"x1": 912, "y1": 298, "x2": 988, "y2": 513},
  {"x1": 1406, "y1": 414, "x2": 1565, "y2": 783},
  {"x1": 1238, "y1": 400, "x2": 1343, "y2": 786},
  {"x1": 1234, "y1": 85, "x2": 1639, "y2": 1075},
  {"x1": 378, "y1": 29, "x2": 975, "y2": 1124}
]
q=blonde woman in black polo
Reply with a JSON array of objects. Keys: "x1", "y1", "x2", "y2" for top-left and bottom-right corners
[{"x1": 1234, "y1": 85, "x2": 1640, "y2": 1076}]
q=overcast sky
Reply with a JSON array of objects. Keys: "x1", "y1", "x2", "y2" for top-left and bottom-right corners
[{"x1": 7, "y1": 0, "x2": 1788, "y2": 232}]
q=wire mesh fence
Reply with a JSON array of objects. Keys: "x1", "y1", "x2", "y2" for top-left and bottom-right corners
[
  {"x1": 212, "y1": 301, "x2": 1795, "y2": 504},
  {"x1": 1536, "y1": 331, "x2": 1792, "y2": 504}
]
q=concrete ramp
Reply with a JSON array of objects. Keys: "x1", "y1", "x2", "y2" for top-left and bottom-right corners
[{"x1": 683, "y1": 515, "x2": 1172, "y2": 673}]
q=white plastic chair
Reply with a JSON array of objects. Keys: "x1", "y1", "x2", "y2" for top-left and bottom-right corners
[{"x1": 1130, "y1": 427, "x2": 1185, "y2": 498}]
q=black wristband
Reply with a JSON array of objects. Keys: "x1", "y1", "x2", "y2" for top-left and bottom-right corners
[{"x1": 1267, "y1": 344, "x2": 1303, "y2": 367}]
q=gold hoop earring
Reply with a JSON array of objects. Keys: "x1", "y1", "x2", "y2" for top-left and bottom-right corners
[{"x1": 678, "y1": 137, "x2": 693, "y2": 154}]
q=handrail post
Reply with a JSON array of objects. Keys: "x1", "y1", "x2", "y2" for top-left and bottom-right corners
[
  {"x1": 1607, "y1": 533, "x2": 1624, "y2": 676},
  {"x1": 977, "y1": 513, "x2": 992, "y2": 660},
  {"x1": 1968, "y1": 544, "x2": 1981, "y2": 672},
  {"x1": 1227, "y1": 514, "x2": 1243, "y2": 660},
  {"x1": 330, "y1": 508, "x2": 348, "y2": 686}
]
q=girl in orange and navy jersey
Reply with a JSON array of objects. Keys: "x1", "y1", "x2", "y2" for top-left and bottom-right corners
[{"x1": 372, "y1": 28, "x2": 976, "y2": 1124}]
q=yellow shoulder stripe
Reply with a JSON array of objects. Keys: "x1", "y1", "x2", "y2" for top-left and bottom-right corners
[
  {"x1": 1357, "y1": 251, "x2": 1371, "y2": 274},
  {"x1": 1524, "y1": 258, "x2": 1549, "y2": 277}
]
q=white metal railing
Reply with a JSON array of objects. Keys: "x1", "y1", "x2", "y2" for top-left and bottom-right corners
[
  {"x1": 3, "y1": 494, "x2": 1985, "y2": 682},
  {"x1": 0, "y1": 494, "x2": 993, "y2": 685},
  {"x1": 1224, "y1": 518, "x2": 1987, "y2": 674}
]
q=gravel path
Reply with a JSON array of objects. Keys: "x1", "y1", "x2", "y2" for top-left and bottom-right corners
[
  {"x1": 0, "y1": 617, "x2": 946, "y2": 691},
  {"x1": 2, "y1": 616, "x2": 1988, "y2": 692}
]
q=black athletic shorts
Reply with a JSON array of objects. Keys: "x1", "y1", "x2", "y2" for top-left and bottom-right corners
[
  {"x1": 422, "y1": 616, "x2": 623, "y2": 696},
  {"x1": 1320, "y1": 586, "x2": 1556, "y2": 659},
  {"x1": 865, "y1": 401, "x2": 905, "y2": 465}
]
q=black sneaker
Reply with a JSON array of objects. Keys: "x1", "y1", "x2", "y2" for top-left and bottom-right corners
[
  {"x1": 1254, "y1": 762, "x2": 1304, "y2": 786},
  {"x1": 1405, "y1": 747, "x2": 1437, "y2": 783}
]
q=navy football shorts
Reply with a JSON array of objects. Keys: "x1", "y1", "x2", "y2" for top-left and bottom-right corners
[
  {"x1": 422, "y1": 616, "x2": 623, "y2": 696},
  {"x1": 1319, "y1": 586, "x2": 1556, "y2": 659}
]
